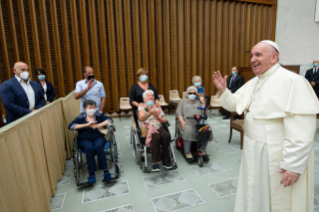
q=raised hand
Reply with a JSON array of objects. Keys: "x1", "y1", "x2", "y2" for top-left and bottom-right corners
[
  {"x1": 87, "y1": 78, "x2": 95, "y2": 90},
  {"x1": 212, "y1": 71, "x2": 228, "y2": 93}
]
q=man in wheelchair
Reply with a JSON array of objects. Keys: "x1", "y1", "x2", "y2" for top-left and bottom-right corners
[
  {"x1": 68, "y1": 99, "x2": 113, "y2": 184},
  {"x1": 137, "y1": 90, "x2": 172, "y2": 172}
]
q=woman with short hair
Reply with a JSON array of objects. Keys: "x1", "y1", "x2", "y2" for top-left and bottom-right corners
[
  {"x1": 129, "y1": 68, "x2": 160, "y2": 125},
  {"x1": 68, "y1": 99, "x2": 113, "y2": 183},
  {"x1": 176, "y1": 86, "x2": 212, "y2": 161},
  {"x1": 35, "y1": 68, "x2": 55, "y2": 104},
  {"x1": 138, "y1": 90, "x2": 172, "y2": 172},
  {"x1": 192, "y1": 75, "x2": 205, "y2": 97}
]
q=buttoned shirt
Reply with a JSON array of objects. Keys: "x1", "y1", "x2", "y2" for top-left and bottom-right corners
[
  {"x1": 15, "y1": 75, "x2": 35, "y2": 110},
  {"x1": 75, "y1": 79, "x2": 106, "y2": 112},
  {"x1": 313, "y1": 67, "x2": 318, "y2": 74}
]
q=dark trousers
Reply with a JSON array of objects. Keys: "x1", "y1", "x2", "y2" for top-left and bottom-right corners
[
  {"x1": 78, "y1": 137, "x2": 108, "y2": 174},
  {"x1": 225, "y1": 110, "x2": 230, "y2": 118},
  {"x1": 151, "y1": 127, "x2": 170, "y2": 163}
]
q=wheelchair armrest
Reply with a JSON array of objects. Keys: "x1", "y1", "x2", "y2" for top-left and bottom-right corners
[
  {"x1": 107, "y1": 123, "x2": 116, "y2": 132},
  {"x1": 162, "y1": 122, "x2": 170, "y2": 128}
]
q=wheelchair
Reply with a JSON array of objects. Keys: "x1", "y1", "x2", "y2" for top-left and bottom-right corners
[
  {"x1": 73, "y1": 124, "x2": 121, "y2": 186},
  {"x1": 175, "y1": 96, "x2": 213, "y2": 167},
  {"x1": 130, "y1": 111, "x2": 178, "y2": 173}
]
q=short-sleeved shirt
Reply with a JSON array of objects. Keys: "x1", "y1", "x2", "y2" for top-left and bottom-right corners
[
  {"x1": 138, "y1": 105, "x2": 164, "y2": 130},
  {"x1": 75, "y1": 79, "x2": 106, "y2": 112}
]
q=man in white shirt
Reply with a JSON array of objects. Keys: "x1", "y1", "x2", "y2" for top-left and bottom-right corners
[
  {"x1": 74, "y1": 66, "x2": 106, "y2": 113},
  {"x1": 305, "y1": 59, "x2": 319, "y2": 98},
  {"x1": 0, "y1": 62, "x2": 46, "y2": 124}
]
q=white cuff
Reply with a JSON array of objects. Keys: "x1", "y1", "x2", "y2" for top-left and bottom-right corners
[{"x1": 280, "y1": 138, "x2": 313, "y2": 174}]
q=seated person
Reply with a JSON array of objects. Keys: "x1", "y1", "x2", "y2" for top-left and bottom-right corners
[
  {"x1": 176, "y1": 86, "x2": 212, "y2": 162},
  {"x1": 192, "y1": 75, "x2": 205, "y2": 97},
  {"x1": 137, "y1": 90, "x2": 172, "y2": 172},
  {"x1": 68, "y1": 99, "x2": 113, "y2": 184}
]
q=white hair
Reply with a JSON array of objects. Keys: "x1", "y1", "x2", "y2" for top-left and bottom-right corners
[
  {"x1": 142, "y1": 89, "x2": 154, "y2": 98},
  {"x1": 192, "y1": 75, "x2": 202, "y2": 83},
  {"x1": 186, "y1": 86, "x2": 197, "y2": 93}
]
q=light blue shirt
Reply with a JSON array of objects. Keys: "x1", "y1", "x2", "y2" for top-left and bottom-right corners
[{"x1": 75, "y1": 79, "x2": 106, "y2": 112}]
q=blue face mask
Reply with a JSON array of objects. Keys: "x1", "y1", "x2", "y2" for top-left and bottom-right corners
[
  {"x1": 188, "y1": 94, "x2": 196, "y2": 101},
  {"x1": 194, "y1": 82, "x2": 201, "y2": 87},
  {"x1": 232, "y1": 71, "x2": 236, "y2": 75},
  {"x1": 140, "y1": 75, "x2": 148, "y2": 82},
  {"x1": 146, "y1": 100, "x2": 154, "y2": 107},
  {"x1": 314, "y1": 63, "x2": 318, "y2": 67},
  {"x1": 38, "y1": 75, "x2": 45, "y2": 80}
]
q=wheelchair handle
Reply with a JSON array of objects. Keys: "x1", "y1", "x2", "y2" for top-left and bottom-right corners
[{"x1": 107, "y1": 123, "x2": 116, "y2": 132}]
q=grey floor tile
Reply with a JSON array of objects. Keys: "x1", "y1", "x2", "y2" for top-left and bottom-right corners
[
  {"x1": 215, "y1": 145, "x2": 241, "y2": 154},
  {"x1": 315, "y1": 183, "x2": 319, "y2": 209},
  {"x1": 100, "y1": 204, "x2": 135, "y2": 212},
  {"x1": 82, "y1": 181, "x2": 130, "y2": 203},
  {"x1": 315, "y1": 158, "x2": 319, "y2": 172},
  {"x1": 231, "y1": 157, "x2": 241, "y2": 165},
  {"x1": 151, "y1": 189, "x2": 204, "y2": 212},
  {"x1": 208, "y1": 177, "x2": 238, "y2": 198},
  {"x1": 191, "y1": 161, "x2": 231, "y2": 177},
  {"x1": 57, "y1": 174, "x2": 72, "y2": 186},
  {"x1": 143, "y1": 170, "x2": 185, "y2": 189},
  {"x1": 50, "y1": 193, "x2": 67, "y2": 211}
]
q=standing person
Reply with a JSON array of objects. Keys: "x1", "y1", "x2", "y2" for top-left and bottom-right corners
[
  {"x1": 192, "y1": 76, "x2": 205, "y2": 97},
  {"x1": 0, "y1": 62, "x2": 46, "y2": 124},
  {"x1": 129, "y1": 68, "x2": 160, "y2": 125},
  {"x1": 223, "y1": 67, "x2": 243, "y2": 119},
  {"x1": 74, "y1": 66, "x2": 106, "y2": 113},
  {"x1": 212, "y1": 40, "x2": 319, "y2": 212},
  {"x1": 35, "y1": 68, "x2": 55, "y2": 104},
  {"x1": 305, "y1": 59, "x2": 319, "y2": 98}
]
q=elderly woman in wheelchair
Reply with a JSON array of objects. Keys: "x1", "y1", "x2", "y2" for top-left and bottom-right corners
[
  {"x1": 68, "y1": 99, "x2": 114, "y2": 184},
  {"x1": 137, "y1": 90, "x2": 173, "y2": 172},
  {"x1": 176, "y1": 86, "x2": 212, "y2": 163}
]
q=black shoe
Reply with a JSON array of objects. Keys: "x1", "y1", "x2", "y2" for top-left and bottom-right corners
[
  {"x1": 163, "y1": 162, "x2": 173, "y2": 170},
  {"x1": 203, "y1": 154, "x2": 210, "y2": 162},
  {"x1": 222, "y1": 116, "x2": 230, "y2": 120},
  {"x1": 152, "y1": 163, "x2": 160, "y2": 172}
]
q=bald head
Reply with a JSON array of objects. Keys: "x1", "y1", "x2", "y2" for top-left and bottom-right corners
[
  {"x1": 314, "y1": 60, "x2": 319, "y2": 68},
  {"x1": 13, "y1": 62, "x2": 29, "y2": 79},
  {"x1": 250, "y1": 42, "x2": 279, "y2": 76}
]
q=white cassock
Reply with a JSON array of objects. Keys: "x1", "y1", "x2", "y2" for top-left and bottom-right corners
[{"x1": 215, "y1": 63, "x2": 319, "y2": 212}]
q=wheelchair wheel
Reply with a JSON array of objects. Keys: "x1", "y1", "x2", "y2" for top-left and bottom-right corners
[
  {"x1": 115, "y1": 162, "x2": 121, "y2": 179},
  {"x1": 133, "y1": 133, "x2": 141, "y2": 164},
  {"x1": 197, "y1": 156, "x2": 204, "y2": 167}
]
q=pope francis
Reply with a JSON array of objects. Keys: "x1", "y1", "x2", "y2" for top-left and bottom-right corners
[{"x1": 212, "y1": 40, "x2": 319, "y2": 212}]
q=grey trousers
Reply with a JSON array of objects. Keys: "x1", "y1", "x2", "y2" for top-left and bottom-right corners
[{"x1": 183, "y1": 139, "x2": 208, "y2": 153}]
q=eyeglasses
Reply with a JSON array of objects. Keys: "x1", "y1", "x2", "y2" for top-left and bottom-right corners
[{"x1": 188, "y1": 92, "x2": 196, "y2": 95}]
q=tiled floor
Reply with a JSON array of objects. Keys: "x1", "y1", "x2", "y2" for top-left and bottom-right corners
[{"x1": 50, "y1": 111, "x2": 319, "y2": 212}]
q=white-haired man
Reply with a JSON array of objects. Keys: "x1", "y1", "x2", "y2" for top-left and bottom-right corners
[{"x1": 212, "y1": 40, "x2": 319, "y2": 212}]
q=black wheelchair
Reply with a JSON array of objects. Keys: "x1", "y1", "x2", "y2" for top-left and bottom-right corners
[
  {"x1": 73, "y1": 124, "x2": 121, "y2": 186},
  {"x1": 130, "y1": 111, "x2": 178, "y2": 173}
]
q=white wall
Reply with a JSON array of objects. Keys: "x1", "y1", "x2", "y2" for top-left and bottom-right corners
[{"x1": 275, "y1": 0, "x2": 319, "y2": 65}]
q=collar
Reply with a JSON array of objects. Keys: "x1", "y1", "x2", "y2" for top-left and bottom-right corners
[
  {"x1": 258, "y1": 63, "x2": 280, "y2": 79},
  {"x1": 84, "y1": 79, "x2": 97, "y2": 84},
  {"x1": 15, "y1": 75, "x2": 31, "y2": 84}
]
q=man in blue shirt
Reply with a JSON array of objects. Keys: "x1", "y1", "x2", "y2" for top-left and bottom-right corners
[{"x1": 74, "y1": 66, "x2": 106, "y2": 113}]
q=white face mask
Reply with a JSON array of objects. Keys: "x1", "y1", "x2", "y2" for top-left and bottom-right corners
[
  {"x1": 20, "y1": 72, "x2": 29, "y2": 80},
  {"x1": 86, "y1": 109, "x2": 96, "y2": 117}
]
